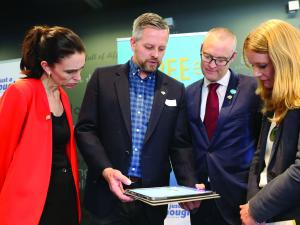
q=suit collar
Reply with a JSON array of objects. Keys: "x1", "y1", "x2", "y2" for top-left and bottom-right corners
[
  {"x1": 193, "y1": 79, "x2": 204, "y2": 127},
  {"x1": 258, "y1": 114, "x2": 271, "y2": 169},
  {"x1": 221, "y1": 69, "x2": 239, "y2": 108},
  {"x1": 114, "y1": 62, "x2": 131, "y2": 138}
]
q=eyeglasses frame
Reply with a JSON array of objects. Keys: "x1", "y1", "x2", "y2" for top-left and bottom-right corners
[{"x1": 200, "y1": 51, "x2": 235, "y2": 66}]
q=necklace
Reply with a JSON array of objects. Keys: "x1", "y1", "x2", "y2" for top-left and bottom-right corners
[{"x1": 269, "y1": 125, "x2": 278, "y2": 142}]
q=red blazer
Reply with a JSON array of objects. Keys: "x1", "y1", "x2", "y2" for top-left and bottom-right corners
[{"x1": 0, "y1": 78, "x2": 81, "y2": 225}]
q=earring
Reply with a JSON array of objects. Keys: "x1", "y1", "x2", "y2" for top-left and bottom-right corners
[{"x1": 47, "y1": 72, "x2": 51, "y2": 78}]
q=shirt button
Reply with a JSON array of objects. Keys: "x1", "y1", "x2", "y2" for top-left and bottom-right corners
[
  {"x1": 138, "y1": 111, "x2": 141, "y2": 114},
  {"x1": 138, "y1": 95, "x2": 142, "y2": 98},
  {"x1": 132, "y1": 168, "x2": 135, "y2": 171},
  {"x1": 134, "y1": 148, "x2": 138, "y2": 151},
  {"x1": 136, "y1": 129, "x2": 140, "y2": 132}
]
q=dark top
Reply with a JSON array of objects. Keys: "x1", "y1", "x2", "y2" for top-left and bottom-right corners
[
  {"x1": 52, "y1": 111, "x2": 71, "y2": 169},
  {"x1": 39, "y1": 111, "x2": 78, "y2": 225}
]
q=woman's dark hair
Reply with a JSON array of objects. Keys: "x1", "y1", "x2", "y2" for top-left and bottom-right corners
[{"x1": 20, "y1": 25, "x2": 85, "y2": 78}]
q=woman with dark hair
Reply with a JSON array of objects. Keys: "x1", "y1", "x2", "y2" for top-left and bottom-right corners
[{"x1": 0, "y1": 25, "x2": 85, "y2": 225}]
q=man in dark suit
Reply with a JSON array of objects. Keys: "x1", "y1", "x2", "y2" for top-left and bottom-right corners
[
  {"x1": 186, "y1": 27, "x2": 261, "y2": 225},
  {"x1": 75, "y1": 12, "x2": 199, "y2": 225}
]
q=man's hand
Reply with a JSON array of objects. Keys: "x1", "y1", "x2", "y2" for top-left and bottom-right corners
[
  {"x1": 240, "y1": 203, "x2": 266, "y2": 225},
  {"x1": 179, "y1": 183, "x2": 205, "y2": 211},
  {"x1": 180, "y1": 200, "x2": 201, "y2": 211},
  {"x1": 102, "y1": 167, "x2": 134, "y2": 202}
]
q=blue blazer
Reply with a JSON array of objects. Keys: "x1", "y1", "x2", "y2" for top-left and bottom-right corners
[
  {"x1": 75, "y1": 62, "x2": 197, "y2": 219},
  {"x1": 248, "y1": 110, "x2": 300, "y2": 223},
  {"x1": 186, "y1": 70, "x2": 261, "y2": 224}
]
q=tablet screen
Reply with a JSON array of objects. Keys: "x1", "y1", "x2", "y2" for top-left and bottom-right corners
[{"x1": 125, "y1": 186, "x2": 213, "y2": 201}]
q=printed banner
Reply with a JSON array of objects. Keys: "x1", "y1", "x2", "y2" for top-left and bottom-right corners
[{"x1": 0, "y1": 58, "x2": 22, "y2": 96}]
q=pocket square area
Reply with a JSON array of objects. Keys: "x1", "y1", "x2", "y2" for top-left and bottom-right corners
[{"x1": 165, "y1": 99, "x2": 177, "y2": 107}]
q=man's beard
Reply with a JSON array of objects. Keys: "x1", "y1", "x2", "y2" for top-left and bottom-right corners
[{"x1": 140, "y1": 59, "x2": 160, "y2": 73}]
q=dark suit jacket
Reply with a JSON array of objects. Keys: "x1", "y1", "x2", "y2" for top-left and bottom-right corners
[
  {"x1": 248, "y1": 110, "x2": 300, "y2": 223},
  {"x1": 186, "y1": 71, "x2": 261, "y2": 225},
  {"x1": 75, "y1": 62, "x2": 197, "y2": 219}
]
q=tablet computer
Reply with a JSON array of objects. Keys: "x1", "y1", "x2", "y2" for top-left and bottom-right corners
[{"x1": 124, "y1": 186, "x2": 220, "y2": 206}]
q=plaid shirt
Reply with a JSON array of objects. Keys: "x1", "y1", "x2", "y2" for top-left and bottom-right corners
[{"x1": 128, "y1": 60, "x2": 156, "y2": 177}]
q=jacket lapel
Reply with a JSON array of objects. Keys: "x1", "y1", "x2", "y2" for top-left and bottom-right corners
[
  {"x1": 193, "y1": 80, "x2": 204, "y2": 126},
  {"x1": 144, "y1": 72, "x2": 167, "y2": 143},
  {"x1": 114, "y1": 63, "x2": 132, "y2": 139},
  {"x1": 192, "y1": 80, "x2": 209, "y2": 142},
  {"x1": 258, "y1": 115, "x2": 271, "y2": 172}
]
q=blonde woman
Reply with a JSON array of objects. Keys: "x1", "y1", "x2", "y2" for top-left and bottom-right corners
[{"x1": 240, "y1": 19, "x2": 300, "y2": 225}]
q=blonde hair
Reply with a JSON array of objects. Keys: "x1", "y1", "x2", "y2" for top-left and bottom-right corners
[
  {"x1": 243, "y1": 19, "x2": 300, "y2": 123},
  {"x1": 132, "y1": 12, "x2": 169, "y2": 41}
]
